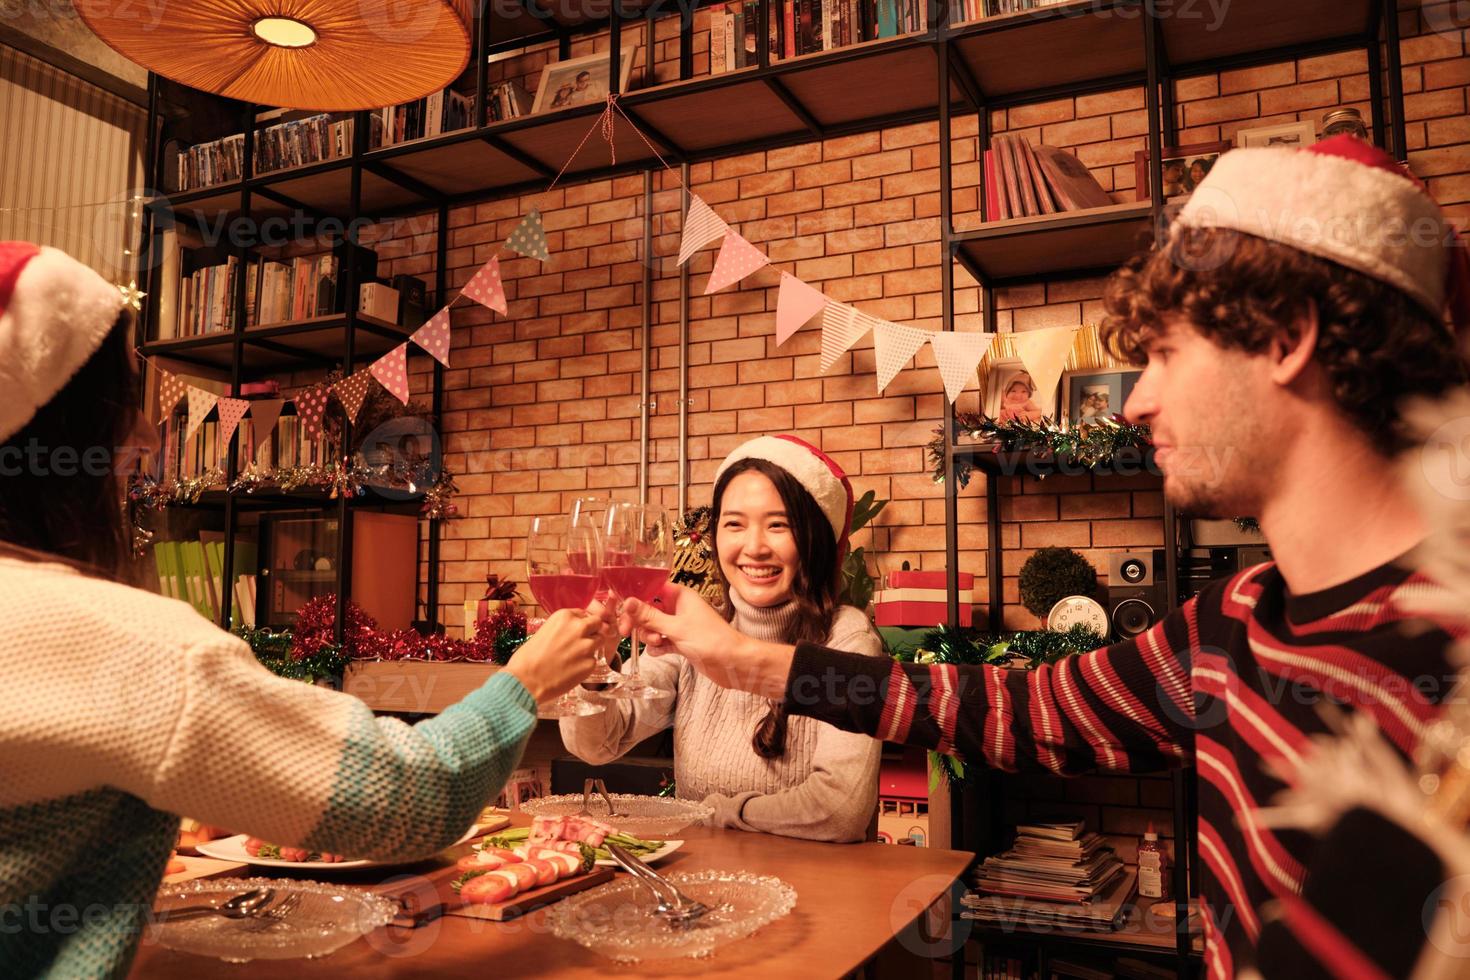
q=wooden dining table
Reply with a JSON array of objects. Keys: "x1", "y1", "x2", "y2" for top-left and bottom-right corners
[{"x1": 129, "y1": 816, "x2": 973, "y2": 978}]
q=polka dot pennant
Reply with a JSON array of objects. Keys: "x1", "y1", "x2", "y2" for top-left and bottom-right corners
[
  {"x1": 154, "y1": 367, "x2": 187, "y2": 422},
  {"x1": 873, "y1": 321, "x2": 931, "y2": 394},
  {"x1": 929, "y1": 331, "x2": 995, "y2": 404},
  {"x1": 215, "y1": 397, "x2": 251, "y2": 451},
  {"x1": 332, "y1": 369, "x2": 375, "y2": 424},
  {"x1": 184, "y1": 385, "x2": 218, "y2": 440},
  {"x1": 461, "y1": 256, "x2": 507, "y2": 315},
  {"x1": 369, "y1": 343, "x2": 411, "y2": 405},
  {"x1": 704, "y1": 228, "x2": 770, "y2": 295},
  {"x1": 410, "y1": 304, "x2": 453, "y2": 368},
  {"x1": 294, "y1": 383, "x2": 330, "y2": 438},
  {"x1": 504, "y1": 208, "x2": 550, "y2": 262}
]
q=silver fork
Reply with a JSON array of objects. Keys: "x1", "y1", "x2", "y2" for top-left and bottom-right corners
[
  {"x1": 577, "y1": 778, "x2": 625, "y2": 818},
  {"x1": 243, "y1": 891, "x2": 303, "y2": 932},
  {"x1": 605, "y1": 841, "x2": 708, "y2": 928}
]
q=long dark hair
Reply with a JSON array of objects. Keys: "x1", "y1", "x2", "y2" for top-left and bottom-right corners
[
  {"x1": 0, "y1": 310, "x2": 138, "y2": 577},
  {"x1": 710, "y1": 457, "x2": 843, "y2": 759}
]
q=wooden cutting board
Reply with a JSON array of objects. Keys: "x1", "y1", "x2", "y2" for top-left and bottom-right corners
[{"x1": 444, "y1": 866, "x2": 614, "y2": 921}]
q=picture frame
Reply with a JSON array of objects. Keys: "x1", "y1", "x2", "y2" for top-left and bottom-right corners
[
  {"x1": 1234, "y1": 119, "x2": 1318, "y2": 149},
  {"x1": 983, "y1": 357, "x2": 1061, "y2": 424},
  {"x1": 531, "y1": 48, "x2": 638, "y2": 114},
  {"x1": 1061, "y1": 367, "x2": 1142, "y2": 425},
  {"x1": 1133, "y1": 141, "x2": 1231, "y2": 201}
]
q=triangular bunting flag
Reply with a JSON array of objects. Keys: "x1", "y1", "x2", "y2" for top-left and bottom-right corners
[
  {"x1": 677, "y1": 194, "x2": 729, "y2": 266},
  {"x1": 873, "y1": 322, "x2": 932, "y2": 394},
  {"x1": 154, "y1": 367, "x2": 187, "y2": 422},
  {"x1": 929, "y1": 331, "x2": 996, "y2": 403},
  {"x1": 332, "y1": 369, "x2": 375, "y2": 424},
  {"x1": 369, "y1": 343, "x2": 411, "y2": 405},
  {"x1": 215, "y1": 397, "x2": 250, "y2": 450},
  {"x1": 184, "y1": 386, "x2": 218, "y2": 440},
  {"x1": 1011, "y1": 325, "x2": 1080, "y2": 415},
  {"x1": 819, "y1": 302, "x2": 878, "y2": 374},
  {"x1": 504, "y1": 208, "x2": 550, "y2": 262},
  {"x1": 461, "y1": 256, "x2": 507, "y2": 315},
  {"x1": 776, "y1": 272, "x2": 827, "y2": 346},
  {"x1": 704, "y1": 229, "x2": 770, "y2": 295},
  {"x1": 295, "y1": 383, "x2": 330, "y2": 438},
  {"x1": 249, "y1": 398, "x2": 285, "y2": 456},
  {"x1": 410, "y1": 305, "x2": 454, "y2": 368}
]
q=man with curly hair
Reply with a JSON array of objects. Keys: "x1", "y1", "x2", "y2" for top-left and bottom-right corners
[{"x1": 622, "y1": 136, "x2": 1470, "y2": 978}]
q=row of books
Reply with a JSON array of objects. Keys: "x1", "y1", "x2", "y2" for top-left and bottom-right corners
[
  {"x1": 160, "y1": 252, "x2": 340, "y2": 338},
  {"x1": 151, "y1": 535, "x2": 258, "y2": 627},
  {"x1": 964, "y1": 0, "x2": 1070, "y2": 17},
  {"x1": 161, "y1": 407, "x2": 331, "y2": 480},
  {"x1": 711, "y1": 0, "x2": 928, "y2": 70},
  {"x1": 962, "y1": 820, "x2": 1135, "y2": 931},
  {"x1": 984, "y1": 135, "x2": 1115, "y2": 220},
  {"x1": 177, "y1": 134, "x2": 244, "y2": 192},
  {"x1": 374, "y1": 88, "x2": 473, "y2": 148},
  {"x1": 253, "y1": 113, "x2": 371, "y2": 176}
]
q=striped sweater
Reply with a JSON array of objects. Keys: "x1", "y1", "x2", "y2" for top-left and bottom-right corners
[
  {"x1": 783, "y1": 558, "x2": 1464, "y2": 977},
  {"x1": 0, "y1": 554, "x2": 537, "y2": 978}
]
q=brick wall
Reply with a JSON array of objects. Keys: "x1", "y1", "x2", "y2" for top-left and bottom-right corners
[{"x1": 362, "y1": 0, "x2": 1468, "y2": 636}]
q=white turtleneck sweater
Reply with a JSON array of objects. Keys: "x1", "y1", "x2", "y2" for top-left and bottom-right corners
[{"x1": 560, "y1": 592, "x2": 885, "y2": 842}]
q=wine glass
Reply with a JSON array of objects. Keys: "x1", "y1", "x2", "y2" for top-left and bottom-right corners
[
  {"x1": 599, "y1": 501, "x2": 674, "y2": 702},
  {"x1": 569, "y1": 496, "x2": 622, "y2": 693},
  {"x1": 526, "y1": 514, "x2": 606, "y2": 719}
]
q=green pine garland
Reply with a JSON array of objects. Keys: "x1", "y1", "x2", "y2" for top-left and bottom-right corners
[
  {"x1": 894, "y1": 624, "x2": 1107, "y2": 788},
  {"x1": 928, "y1": 413, "x2": 1153, "y2": 488},
  {"x1": 236, "y1": 625, "x2": 350, "y2": 684}
]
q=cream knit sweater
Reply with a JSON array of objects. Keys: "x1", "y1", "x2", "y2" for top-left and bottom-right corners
[
  {"x1": 560, "y1": 592, "x2": 884, "y2": 842},
  {"x1": 0, "y1": 553, "x2": 537, "y2": 979}
]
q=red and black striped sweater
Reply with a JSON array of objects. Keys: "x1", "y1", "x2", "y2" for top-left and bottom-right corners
[{"x1": 784, "y1": 558, "x2": 1464, "y2": 977}]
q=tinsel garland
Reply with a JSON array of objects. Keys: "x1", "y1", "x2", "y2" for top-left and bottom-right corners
[
  {"x1": 421, "y1": 470, "x2": 461, "y2": 520},
  {"x1": 128, "y1": 470, "x2": 224, "y2": 510},
  {"x1": 237, "y1": 624, "x2": 350, "y2": 683},
  {"x1": 1233, "y1": 516, "x2": 1261, "y2": 534},
  {"x1": 895, "y1": 623, "x2": 1107, "y2": 787},
  {"x1": 928, "y1": 413, "x2": 1153, "y2": 488},
  {"x1": 292, "y1": 593, "x2": 528, "y2": 665}
]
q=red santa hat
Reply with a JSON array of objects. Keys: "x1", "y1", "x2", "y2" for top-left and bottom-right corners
[
  {"x1": 715, "y1": 434, "x2": 855, "y2": 554},
  {"x1": 1175, "y1": 135, "x2": 1470, "y2": 332},
  {"x1": 0, "y1": 242, "x2": 126, "y2": 443}
]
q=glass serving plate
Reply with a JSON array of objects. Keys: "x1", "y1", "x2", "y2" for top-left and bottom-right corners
[
  {"x1": 519, "y1": 794, "x2": 715, "y2": 837},
  {"x1": 546, "y1": 870, "x2": 797, "y2": 962},
  {"x1": 149, "y1": 877, "x2": 397, "y2": 962}
]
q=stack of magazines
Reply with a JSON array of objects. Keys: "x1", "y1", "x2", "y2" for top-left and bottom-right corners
[{"x1": 961, "y1": 820, "x2": 1135, "y2": 931}]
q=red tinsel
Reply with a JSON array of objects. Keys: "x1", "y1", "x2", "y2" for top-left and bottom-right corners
[{"x1": 292, "y1": 594, "x2": 528, "y2": 666}]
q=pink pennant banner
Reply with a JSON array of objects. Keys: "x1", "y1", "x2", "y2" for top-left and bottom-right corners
[
  {"x1": 704, "y1": 229, "x2": 770, "y2": 295},
  {"x1": 819, "y1": 302, "x2": 878, "y2": 374},
  {"x1": 294, "y1": 384, "x2": 330, "y2": 438},
  {"x1": 462, "y1": 255, "x2": 507, "y2": 315},
  {"x1": 677, "y1": 194, "x2": 729, "y2": 267},
  {"x1": 184, "y1": 386, "x2": 218, "y2": 440},
  {"x1": 370, "y1": 343, "x2": 412, "y2": 405},
  {"x1": 215, "y1": 397, "x2": 251, "y2": 450},
  {"x1": 873, "y1": 321, "x2": 932, "y2": 393},
  {"x1": 154, "y1": 367, "x2": 187, "y2": 422},
  {"x1": 410, "y1": 305, "x2": 453, "y2": 368},
  {"x1": 776, "y1": 272, "x2": 828, "y2": 345},
  {"x1": 929, "y1": 331, "x2": 995, "y2": 403},
  {"x1": 332, "y1": 369, "x2": 375, "y2": 424},
  {"x1": 248, "y1": 398, "x2": 285, "y2": 456}
]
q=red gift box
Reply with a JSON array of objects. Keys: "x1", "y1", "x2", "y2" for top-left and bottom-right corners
[
  {"x1": 874, "y1": 599, "x2": 973, "y2": 628},
  {"x1": 887, "y1": 570, "x2": 975, "y2": 591}
]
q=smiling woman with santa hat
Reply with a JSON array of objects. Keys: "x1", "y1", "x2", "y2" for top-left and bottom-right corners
[{"x1": 0, "y1": 242, "x2": 606, "y2": 978}]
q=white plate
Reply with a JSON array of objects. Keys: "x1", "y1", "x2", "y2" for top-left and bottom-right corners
[
  {"x1": 197, "y1": 825, "x2": 484, "y2": 872},
  {"x1": 593, "y1": 839, "x2": 683, "y2": 867}
]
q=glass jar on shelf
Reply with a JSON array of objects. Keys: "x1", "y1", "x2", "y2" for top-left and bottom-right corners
[{"x1": 1321, "y1": 108, "x2": 1370, "y2": 143}]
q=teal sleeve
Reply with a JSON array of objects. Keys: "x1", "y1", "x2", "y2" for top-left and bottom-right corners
[{"x1": 304, "y1": 672, "x2": 537, "y2": 860}]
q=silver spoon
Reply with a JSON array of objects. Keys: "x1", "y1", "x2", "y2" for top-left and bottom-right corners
[{"x1": 160, "y1": 887, "x2": 275, "y2": 922}]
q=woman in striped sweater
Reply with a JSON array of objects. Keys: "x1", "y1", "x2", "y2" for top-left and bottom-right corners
[
  {"x1": 621, "y1": 139, "x2": 1470, "y2": 977},
  {"x1": 0, "y1": 243, "x2": 606, "y2": 979}
]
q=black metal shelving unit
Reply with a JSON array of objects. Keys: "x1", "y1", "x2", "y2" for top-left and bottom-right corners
[{"x1": 934, "y1": 2, "x2": 1410, "y2": 978}]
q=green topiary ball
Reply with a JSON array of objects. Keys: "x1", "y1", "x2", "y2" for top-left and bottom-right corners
[{"x1": 1018, "y1": 547, "x2": 1098, "y2": 618}]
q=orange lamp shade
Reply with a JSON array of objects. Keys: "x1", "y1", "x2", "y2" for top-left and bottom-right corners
[{"x1": 76, "y1": 0, "x2": 474, "y2": 111}]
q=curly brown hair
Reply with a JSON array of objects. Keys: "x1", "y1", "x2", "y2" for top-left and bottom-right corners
[{"x1": 1100, "y1": 227, "x2": 1464, "y2": 451}]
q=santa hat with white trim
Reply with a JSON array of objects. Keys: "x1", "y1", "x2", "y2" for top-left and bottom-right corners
[
  {"x1": 1174, "y1": 136, "x2": 1470, "y2": 333},
  {"x1": 715, "y1": 434, "x2": 855, "y2": 555},
  {"x1": 0, "y1": 242, "x2": 126, "y2": 444}
]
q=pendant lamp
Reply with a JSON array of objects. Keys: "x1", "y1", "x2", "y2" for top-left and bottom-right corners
[{"x1": 75, "y1": 0, "x2": 474, "y2": 111}]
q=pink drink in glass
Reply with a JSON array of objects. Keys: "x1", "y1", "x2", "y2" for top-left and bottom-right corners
[
  {"x1": 528, "y1": 573, "x2": 598, "y2": 613},
  {"x1": 600, "y1": 565, "x2": 671, "y2": 604}
]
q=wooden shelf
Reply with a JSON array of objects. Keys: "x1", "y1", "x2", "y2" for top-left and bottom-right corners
[
  {"x1": 952, "y1": 201, "x2": 1154, "y2": 284},
  {"x1": 343, "y1": 660, "x2": 502, "y2": 713},
  {"x1": 971, "y1": 904, "x2": 1204, "y2": 956},
  {"x1": 140, "y1": 314, "x2": 410, "y2": 372},
  {"x1": 956, "y1": 441, "x2": 1160, "y2": 479}
]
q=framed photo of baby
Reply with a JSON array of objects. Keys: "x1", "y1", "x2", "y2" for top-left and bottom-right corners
[
  {"x1": 1062, "y1": 368, "x2": 1141, "y2": 425},
  {"x1": 984, "y1": 359, "x2": 1060, "y2": 424},
  {"x1": 532, "y1": 49, "x2": 638, "y2": 113}
]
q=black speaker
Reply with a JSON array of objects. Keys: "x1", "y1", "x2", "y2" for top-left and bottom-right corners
[{"x1": 1107, "y1": 549, "x2": 1167, "y2": 641}]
